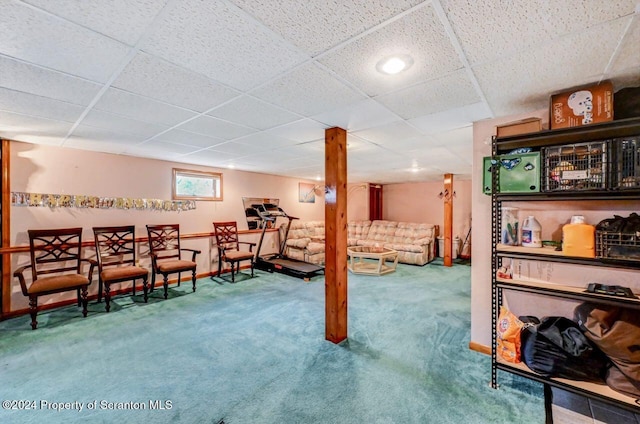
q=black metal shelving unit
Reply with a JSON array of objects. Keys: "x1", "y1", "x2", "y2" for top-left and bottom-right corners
[{"x1": 490, "y1": 118, "x2": 640, "y2": 414}]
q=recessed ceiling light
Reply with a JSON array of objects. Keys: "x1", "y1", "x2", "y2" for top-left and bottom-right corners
[{"x1": 376, "y1": 55, "x2": 414, "y2": 75}]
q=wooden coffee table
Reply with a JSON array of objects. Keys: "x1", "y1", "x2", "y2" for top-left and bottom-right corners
[{"x1": 347, "y1": 246, "x2": 399, "y2": 275}]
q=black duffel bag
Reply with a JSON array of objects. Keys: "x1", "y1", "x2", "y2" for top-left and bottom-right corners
[{"x1": 520, "y1": 316, "x2": 610, "y2": 382}]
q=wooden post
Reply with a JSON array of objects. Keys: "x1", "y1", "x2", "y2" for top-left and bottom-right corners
[
  {"x1": 2, "y1": 140, "x2": 10, "y2": 315},
  {"x1": 325, "y1": 127, "x2": 348, "y2": 344},
  {"x1": 443, "y1": 173, "x2": 453, "y2": 267}
]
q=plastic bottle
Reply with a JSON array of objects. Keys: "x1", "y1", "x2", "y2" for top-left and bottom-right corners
[
  {"x1": 562, "y1": 215, "x2": 596, "y2": 258},
  {"x1": 521, "y1": 216, "x2": 542, "y2": 248}
]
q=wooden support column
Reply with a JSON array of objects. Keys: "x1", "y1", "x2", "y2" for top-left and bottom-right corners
[
  {"x1": 2, "y1": 140, "x2": 10, "y2": 315},
  {"x1": 443, "y1": 173, "x2": 453, "y2": 267},
  {"x1": 325, "y1": 127, "x2": 348, "y2": 344}
]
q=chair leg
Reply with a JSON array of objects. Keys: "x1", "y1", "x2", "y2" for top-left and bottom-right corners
[
  {"x1": 217, "y1": 257, "x2": 222, "y2": 279},
  {"x1": 97, "y1": 277, "x2": 103, "y2": 303},
  {"x1": 132, "y1": 278, "x2": 136, "y2": 297},
  {"x1": 150, "y1": 271, "x2": 156, "y2": 293},
  {"x1": 77, "y1": 288, "x2": 82, "y2": 306},
  {"x1": 163, "y1": 274, "x2": 169, "y2": 299},
  {"x1": 192, "y1": 269, "x2": 196, "y2": 292},
  {"x1": 250, "y1": 260, "x2": 254, "y2": 278},
  {"x1": 29, "y1": 296, "x2": 38, "y2": 330},
  {"x1": 81, "y1": 286, "x2": 88, "y2": 317},
  {"x1": 177, "y1": 272, "x2": 181, "y2": 287},
  {"x1": 105, "y1": 283, "x2": 111, "y2": 312},
  {"x1": 231, "y1": 262, "x2": 235, "y2": 283},
  {"x1": 142, "y1": 276, "x2": 149, "y2": 303}
]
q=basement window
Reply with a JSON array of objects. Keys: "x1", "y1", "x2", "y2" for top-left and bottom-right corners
[{"x1": 172, "y1": 168, "x2": 223, "y2": 201}]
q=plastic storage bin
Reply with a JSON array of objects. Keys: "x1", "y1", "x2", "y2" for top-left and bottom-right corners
[
  {"x1": 483, "y1": 152, "x2": 541, "y2": 194},
  {"x1": 542, "y1": 141, "x2": 610, "y2": 191},
  {"x1": 613, "y1": 137, "x2": 640, "y2": 190}
]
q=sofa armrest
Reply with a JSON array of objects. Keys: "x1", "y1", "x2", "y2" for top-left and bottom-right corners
[
  {"x1": 414, "y1": 237, "x2": 433, "y2": 245},
  {"x1": 286, "y1": 238, "x2": 311, "y2": 248}
]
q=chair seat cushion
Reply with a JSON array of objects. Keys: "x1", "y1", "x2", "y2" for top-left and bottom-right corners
[
  {"x1": 101, "y1": 266, "x2": 148, "y2": 282},
  {"x1": 28, "y1": 274, "x2": 90, "y2": 294},
  {"x1": 223, "y1": 250, "x2": 254, "y2": 261},
  {"x1": 157, "y1": 260, "x2": 196, "y2": 273}
]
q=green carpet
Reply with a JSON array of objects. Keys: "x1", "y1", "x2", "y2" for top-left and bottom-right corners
[{"x1": 0, "y1": 260, "x2": 544, "y2": 423}]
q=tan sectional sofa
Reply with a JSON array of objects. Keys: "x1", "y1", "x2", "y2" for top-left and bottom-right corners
[{"x1": 284, "y1": 220, "x2": 438, "y2": 266}]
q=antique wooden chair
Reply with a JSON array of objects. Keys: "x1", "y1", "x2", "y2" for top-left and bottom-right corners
[
  {"x1": 13, "y1": 227, "x2": 96, "y2": 330},
  {"x1": 146, "y1": 224, "x2": 200, "y2": 299},
  {"x1": 213, "y1": 221, "x2": 255, "y2": 283},
  {"x1": 93, "y1": 225, "x2": 149, "y2": 312}
]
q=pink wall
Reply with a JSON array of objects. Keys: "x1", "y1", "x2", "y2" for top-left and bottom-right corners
[
  {"x1": 9, "y1": 141, "x2": 325, "y2": 311},
  {"x1": 383, "y1": 179, "x2": 472, "y2": 253}
]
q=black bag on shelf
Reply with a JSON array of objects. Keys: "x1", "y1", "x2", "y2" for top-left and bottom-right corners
[
  {"x1": 520, "y1": 316, "x2": 610, "y2": 382},
  {"x1": 574, "y1": 302, "x2": 640, "y2": 398}
]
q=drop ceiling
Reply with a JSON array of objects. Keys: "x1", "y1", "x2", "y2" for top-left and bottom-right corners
[{"x1": 1, "y1": 0, "x2": 638, "y2": 183}]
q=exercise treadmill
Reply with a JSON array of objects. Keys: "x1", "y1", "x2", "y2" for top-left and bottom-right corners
[{"x1": 253, "y1": 203, "x2": 324, "y2": 281}]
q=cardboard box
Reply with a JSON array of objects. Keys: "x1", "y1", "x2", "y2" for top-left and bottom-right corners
[
  {"x1": 550, "y1": 81, "x2": 613, "y2": 129},
  {"x1": 496, "y1": 117, "x2": 542, "y2": 137}
]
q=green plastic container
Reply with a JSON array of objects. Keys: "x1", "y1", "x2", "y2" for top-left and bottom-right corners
[{"x1": 483, "y1": 152, "x2": 541, "y2": 194}]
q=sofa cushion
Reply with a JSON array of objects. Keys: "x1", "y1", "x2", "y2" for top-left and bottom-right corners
[
  {"x1": 306, "y1": 242, "x2": 325, "y2": 255},
  {"x1": 286, "y1": 238, "x2": 310, "y2": 248},
  {"x1": 305, "y1": 221, "x2": 325, "y2": 240},
  {"x1": 365, "y1": 220, "x2": 398, "y2": 242},
  {"x1": 347, "y1": 220, "x2": 371, "y2": 239},
  {"x1": 393, "y1": 222, "x2": 436, "y2": 245}
]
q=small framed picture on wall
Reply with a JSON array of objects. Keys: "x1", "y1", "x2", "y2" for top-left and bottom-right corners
[{"x1": 298, "y1": 182, "x2": 316, "y2": 203}]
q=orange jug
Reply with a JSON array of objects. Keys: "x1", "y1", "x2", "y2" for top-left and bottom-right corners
[{"x1": 562, "y1": 216, "x2": 595, "y2": 258}]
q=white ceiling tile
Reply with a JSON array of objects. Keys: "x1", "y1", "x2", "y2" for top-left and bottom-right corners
[
  {"x1": 0, "y1": 55, "x2": 101, "y2": 105},
  {"x1": 94, "y1": 88, "x2": 198, "y2": 126},
  {"x1": 474, "y1": 17, "x2": 631, "y2": 117},
  {"x1": 320, "y1": 4, "x2": 462, "y2": 96},
  {"x1": 113, "y1": 52, "x2": 240, "y2": 112},
  {"x1": 440, "y1": 0, "x2": 637, "y2": 65},
  {"x1": 0, "y1": 1, "x2": 131, "y2": 82},
  {"x1": 408, "y1": 102, "x2": 492, "y2": 135},
  {"x1": 153, "y1": 129, "x2": 225, "y2": 148},
  {"x1": 68, "y1": 124, "x2": 146, "y2": 145},
  {"x1": 207, "y1": 95, "x2": 301, "y2": 130},
  {"x1": 378, "y1": 135, "x2": 439, "y2": 151},
  {"x1": 65, "y1": 125, "x2": 145, "y2": 153},
  {"x1": 180, "y1": 148, "x2": 240, "y2": 166},
  {"x1": 207, "y1": 141, "x2": 268, "y2": 156},
  {"x1": 266, "y1": 119, "x2": 328, "y2": 143},
  {"x1": 23, "y1": 0, "x2": 169, "y2": 46},
  {"x1": 233, "y1": 132, "x2": 299, "y2": 149},
  {"x1": 125, "y1": 140, "x2": 200, "y2": 157},
  {"x1": 431, "y1": 126, "x2": 473, "y2": 147},
  {"x1": 375, "y1": 70, "x2": 481, "y2": 119},
  {"x1": 0, "y1": 87, "x2": 85, "y2": 122},
  {"x1": 311, "y1": 99, "x2": 401, "y2": 132},
  {"x1": 609, "y1": 16, "x2": 640, "y2": 74},
  {"x1": 230, "y1": 0, "x2": 424, "y2": 55},
  {"x1": 352, "y1": 121, "x2": 424, "y2": 145},
  {"x1": 178, "y1": 115, "x2": 255, "y2": 140},
  {"x1": 141, "y1": 0, "x2": 309, "y2": 90},
  {"x1": 405, "y1": 145, "x2": 463, "y2": 166},
  {"x1": 0, "y1": 110, "x2": 70, "y2": 145},
  {"x1": 252, "y1": 63, "x2": 367, "y2": 116},
  {"x1": 82, "y1": 109, "x2": 170, "y2": 138}
]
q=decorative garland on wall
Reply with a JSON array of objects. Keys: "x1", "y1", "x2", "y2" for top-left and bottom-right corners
[{"x1": 10, "y1": 192, "x2": 196, "y2": 212}]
